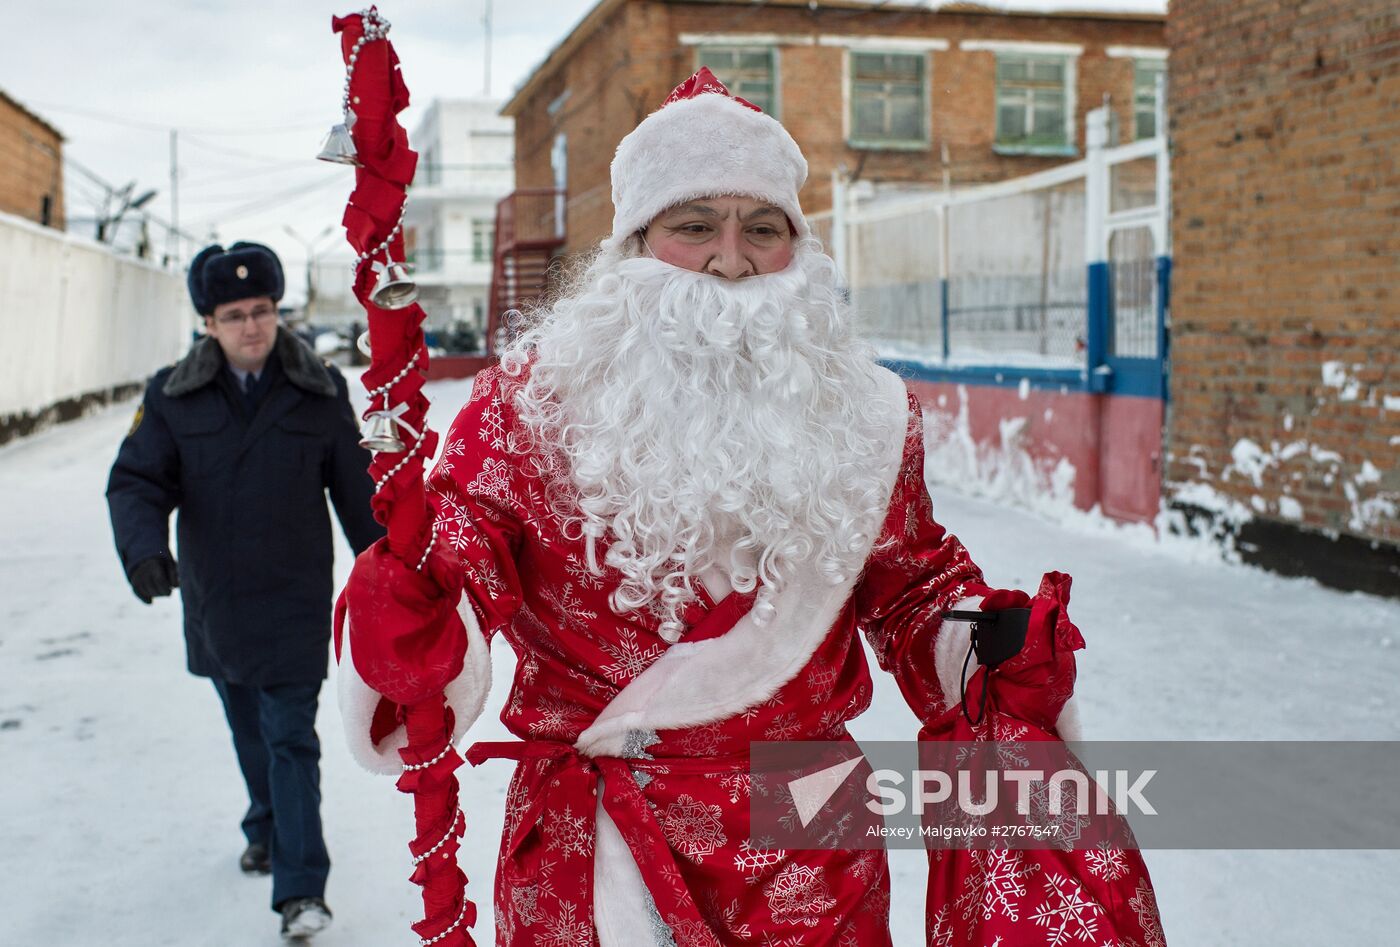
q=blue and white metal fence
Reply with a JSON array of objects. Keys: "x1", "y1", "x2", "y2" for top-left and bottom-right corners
[{"x1": 819, "y1": 105, "x2": 1170, "y2": 401}]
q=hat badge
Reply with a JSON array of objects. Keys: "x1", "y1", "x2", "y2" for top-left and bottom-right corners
[{"x1": 236, "y1": 265, "x2": 249, "y2": 279}]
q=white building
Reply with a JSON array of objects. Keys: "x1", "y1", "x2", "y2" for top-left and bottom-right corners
[{"x1": 403, "y1": 98, "x2": 514, "y2": 348}]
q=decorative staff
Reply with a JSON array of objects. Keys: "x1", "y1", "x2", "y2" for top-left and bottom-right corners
[{"x1": 322, "y1": 7, "x2": 477, "y2": 945}]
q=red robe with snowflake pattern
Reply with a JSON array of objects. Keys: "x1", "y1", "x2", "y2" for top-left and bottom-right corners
[{"x1": 341, "y1": 363, "x2": 1163, "y2": 946}]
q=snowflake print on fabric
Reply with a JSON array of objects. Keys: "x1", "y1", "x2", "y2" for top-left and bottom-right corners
[
  {"x1": 764, "y1": 711, "x2": 802, "y2": 741},
  {"x1": 543, "y1": 804, "x2": 592, "y2": 861},
  {"x1": 478, "y1": 398, "x2": 508, "y2": 450},
  {"x1": 955, "y1": 847, "x2": 1042, "y2": 923},
  {"x1": 679, "y1": 721, "x2": 726, "y2": 757},
  {"x1": 566, "y1": 551, "x2": 605, "y2": 591},
  {"x1": 542, "y1": 581, "x2": 599, "y2": 633},
  {"x1": 927, "y1": 905, "x2": 956, "y2": 947},
  {"x1": 435, "y1": 434, "x2": 469, "y2": 478},
  {"x1": 1084, "y1": 845, "x2": 1130, "y2": 883},
  {"x1": 667, "y1": 916, "x2": 712, "y2": 947},
  {"x1": 1029, "y1": 780, "x2": 1087, "y2": 851},
  {"x1": 529, "y1": 689, "x2": 583, "y2": 739},
  {"x1": 848, "y1": 848, "x2": 883, "y2": 885},
  {"x1": 600, "y1": 626, "x2": 664, "y2": 684},
  {"x1": 466, "y1": 370, "x2": 494, "y2": 405},
  {"x1": 1129, "y1": 878, "x2": 1166, "y2": 947},
  {"x1": 764, "y1": 862, "x2": 837, "y2": 928},
  {"x1": 1030, "y1": 873, "x2": 1105, "y2": 946},
  {"x1": 511, "y1": 882, "x2": 545, "y2": 927},
  {"x1": 719, "y1": 772, "x2": 751, "y2": 804},
  {"x1": 662, "y1": 794, "x2": 727, "y2": 861},
  {"x1": 430, "y1": 490, "x2": 486, "y2": 555},
  {"x1": 467, "y1": 456, "x2": 517, "y2": 508},
  {"x1": 805, "y1": 660, "x2": 838, "y2": 692},
  {"x1": 758, "y1": 934, "x2": 804, "y2": 947},
  {"x1": 700, "y1": 892, "x2": 753, "y2": 940},
  {"x1": 540, "y1": 900, "x2": 592, "y2": 947},
  {"x1": 733, "y1": 839, "x2": 786, "y2": 882}
]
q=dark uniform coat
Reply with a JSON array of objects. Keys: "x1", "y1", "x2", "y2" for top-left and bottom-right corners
[{"x1": 107, "y1": 329, "x2": 384, "y2": 685}]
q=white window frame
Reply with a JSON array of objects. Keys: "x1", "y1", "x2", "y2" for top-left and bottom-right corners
[
  {"x1": 471, "y1": 218, "x2": 494, "y2": 264},
  {"x1": 983, "y1": 45, "x2": 1079, "y2": 157},
  {"x1": 1132, "y1": 58, "x2": 1167, "y2": 140},
  {"x1": 693, "y1": 45, "x2": 781, "y2": 117},
  {"x1": 844, "y1": 48, "x2": 933, "y2": 151}
]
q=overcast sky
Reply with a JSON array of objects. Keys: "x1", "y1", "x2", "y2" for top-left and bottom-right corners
[{"x1": 2, "y1": 0, "x2": 597, "y2": 302}]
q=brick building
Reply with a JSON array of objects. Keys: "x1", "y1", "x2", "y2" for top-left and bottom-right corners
[
  {"x1": 0, "y1": 89, "x2": 64, "y2": 230},
  {"x1": 1165, "y1": 0, "x2": 1399, "y2": 595},
  {"x1": 501, "y1": 0, "x2": 1165, "y2": 260}
]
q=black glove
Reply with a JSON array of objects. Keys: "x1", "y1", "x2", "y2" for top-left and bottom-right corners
[{"x1": 129, "y1": 554, "x2": 179, "y2": 604}]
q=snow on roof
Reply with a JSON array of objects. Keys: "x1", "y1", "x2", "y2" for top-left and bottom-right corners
[{"x1": 836, "y1": 0, "x2": 1166, "y2": 13}]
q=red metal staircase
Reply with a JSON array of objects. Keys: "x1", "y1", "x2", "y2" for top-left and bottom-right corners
[{"x1": 486, "y1": 188, "x2": 566, "y2": 355}]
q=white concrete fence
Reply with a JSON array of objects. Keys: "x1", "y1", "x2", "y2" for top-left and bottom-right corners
[{"x1": 0, "y1": 210, "x2": 189, "y2": 440}]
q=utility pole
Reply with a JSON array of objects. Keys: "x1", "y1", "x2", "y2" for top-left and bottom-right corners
[
  {"x1": 482, "y1": 0, "x2": 492, "y2": 96},
  {"x1": 169, "y1": 129, "x2": 181, "y2": 265},
  {"x1": 284, "y1": 224, "x2": 337, "y2": 324}
]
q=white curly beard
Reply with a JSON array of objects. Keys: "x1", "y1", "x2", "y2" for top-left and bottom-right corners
[{"x1": 501, "y1": 241, "x2": 901, "y2": 639}]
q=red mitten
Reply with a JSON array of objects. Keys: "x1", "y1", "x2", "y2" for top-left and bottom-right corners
[
  {"x1": 983, "y1": 570, "x2": 1084, "y2": 731},
  {"x1": 341, "y1": 536, "x2": 468, "y2": 706}
]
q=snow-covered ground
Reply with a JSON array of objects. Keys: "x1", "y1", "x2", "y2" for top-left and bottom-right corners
[{"x1": 2, "y1": 378, "x2": 1396, "y2": 946}]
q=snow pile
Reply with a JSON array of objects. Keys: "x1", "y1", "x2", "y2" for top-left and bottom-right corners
[
  {"x1": 919, "y1": 387, "x2": 1243, "y2": 566},
  {"x1": 921, "y1": 386, "x2": 1079, "y2": 520}
]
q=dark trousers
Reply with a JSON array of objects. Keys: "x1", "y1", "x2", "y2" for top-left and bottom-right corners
[{"x1": 211, "y1": 678, "x2": 330, "y2": 910}]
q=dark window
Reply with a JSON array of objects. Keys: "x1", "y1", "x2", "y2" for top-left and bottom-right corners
[
  {"x1": 850, "y1": 51, "x2": 927, "y2": 148},
  {"x1": 696, "y1": 46, "x2": 778, "y2": 116},
  {"x1": 995, "y1": 54, "x2": 1072, "y2": 151},
  {"x1": 1134, "y1": 59, "x2": 1166, "y2": 140}
]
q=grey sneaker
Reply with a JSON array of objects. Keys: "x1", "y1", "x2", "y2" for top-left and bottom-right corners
[{"x1": 279, "y1": 897, "x2": 332, "y2": 940}]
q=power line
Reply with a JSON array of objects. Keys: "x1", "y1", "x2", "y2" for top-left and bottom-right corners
[
  {"x1": 183, "y1": 173, "x2": 346, "y2": 229},
  {"x1": 180, "y1": 132, "x2": 323, "y2": 166},
  {"x1": 25, "y1": 100, "x2": 328, "y2": 136}
]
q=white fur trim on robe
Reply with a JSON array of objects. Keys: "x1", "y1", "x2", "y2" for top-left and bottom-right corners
[
  {"x1": 337, "y1": 597, "x2": 493, "y2": 775},
  {"x1": 585, "y1": 367, "x2": 908, "y2": 947},
  {"x1": 593, "y1": 788, "x2": 660, "y2": 946},
  {"x1": 933, "y1": 595, "x2": 1082, "y2": 743},
  {"x1": 574, "y1": 366, "x2": 909, "y2": 759}
]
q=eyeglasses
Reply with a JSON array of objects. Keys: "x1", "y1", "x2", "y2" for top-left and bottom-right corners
[{"x1": 214, "y1": 305, "x2": 278, "y2": 327}]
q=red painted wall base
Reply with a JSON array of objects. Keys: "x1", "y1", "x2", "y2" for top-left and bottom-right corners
[{"x1": 906, "y1": 380, "x2": 1163, "y2": 524}]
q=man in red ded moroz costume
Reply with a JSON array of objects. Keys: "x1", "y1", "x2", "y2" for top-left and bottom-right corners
[{"x1": 339, "y1": 68, "x2": 1166, "y2": 946}]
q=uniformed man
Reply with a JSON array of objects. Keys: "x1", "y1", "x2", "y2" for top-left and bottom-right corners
[{"x1": 106, "y1": 241, "x2": 383, "y2": 940}]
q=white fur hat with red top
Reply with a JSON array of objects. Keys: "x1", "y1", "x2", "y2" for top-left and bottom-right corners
[{"x1": 602, "y1": 67, "x2": 810, "y2": 251}]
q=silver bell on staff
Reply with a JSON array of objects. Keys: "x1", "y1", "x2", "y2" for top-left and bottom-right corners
[
  {"x1": 317, "y1": 117, "x2": 359, "y2": 166},
  {"x1": 358, "y1": 410, "x2": 405, "y2": 453},
  {"x1": 370, "y1": 255, "x2": 418, "y2": 309}
]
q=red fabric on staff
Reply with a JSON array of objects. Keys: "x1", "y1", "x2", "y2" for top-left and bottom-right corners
[
  {"x1": 403, "y1": 699, "x2": 477, "y2": 947},
  {"x1": 331, "y1": 10, "x2": 476, "y2": 942}
]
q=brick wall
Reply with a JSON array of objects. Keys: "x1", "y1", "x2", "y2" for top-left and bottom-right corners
[
  {"x1": 1166, "y1": 0, "x2": 1399, "y2": 545},
  {"x1": 507, "y1": 0, "x2": 1164, "y2": 255},
  {"x1": 0, "y1": 93, "x2": 64, "y2": 230}
]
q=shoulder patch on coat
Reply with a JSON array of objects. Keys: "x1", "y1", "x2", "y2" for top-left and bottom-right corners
[{"x1": 126, "y1": 403, "x2": 145, "y2": 438}]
